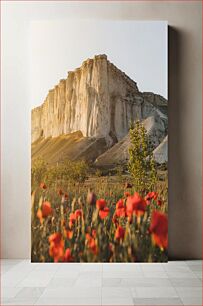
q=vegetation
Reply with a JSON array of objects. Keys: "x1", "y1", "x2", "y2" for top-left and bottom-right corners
[{"x1": 31, "y1": 124, "x2": 168, "y2": 263}]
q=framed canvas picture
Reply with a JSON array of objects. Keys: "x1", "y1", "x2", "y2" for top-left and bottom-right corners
[{"x1": 31, "y1": 20, "x2": 168, "y2": 263}]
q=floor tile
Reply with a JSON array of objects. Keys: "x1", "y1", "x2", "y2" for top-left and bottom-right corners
[
  {"x1": 2, "y1": 287, "x2": 22, "y2": 299},
  {"x1": 175, "y1": 287, "x2": 202, "y2": 298},
  {"x1": 180, "y1": 296, "x2": 202, "y2": 305},
  {"x1": 102, "y1": 297, "x2": 134, "y2": 305},
  {"x1": 123, "y1": 277, "x2": 172, "y2": 287},
  {"x1": 135, "y1": 286, "x2": 178, "y2": 298},
  {"x1": 2, "y1": 297, "x2": 38, "y2": 305},
  {"x1": 15, "y1": 287, "x2": 45, "y2": 298},
  {"x1": 47, "y1": 277, "x2": 76, "y2": 288},
  {"x1": 35, "y1": 297, "x2": 101, "y2": 305},
  {"x1": 166, "y1": 271, "x2": 197, "y2": 278},
  {"x1": 133, "y1": 297, "x2": 183, "y2": 305},
  {"x1": 170, "y1": 277, "x2": 202, "y2": 287},
  {"x1": 41, "y1": 287, "x2": 101, "y2": 298},
  {"x1": 102, "y1": 286, "x2": 132, "y2": 298},
  {"x1": 102, "y1": 278, "x2": 122, "y2": 287}
]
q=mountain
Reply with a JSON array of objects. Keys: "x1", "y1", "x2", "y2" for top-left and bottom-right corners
[{"x1": 31, "y1": 54, "x2": 168, "y2": 165}]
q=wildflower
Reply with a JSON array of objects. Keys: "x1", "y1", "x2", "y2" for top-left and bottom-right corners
[
  {"x1": 96, "y1": 199, "x2": 106, "y2": 210},
  {"x1": 87, "y1": 191, "x2": 97, "y2": 205},
  {"x1": 124, "y1": 191, "x2": 131, "y2": 197},
  {"x1": 40, "y1": 182, "x2": 47, "y2": 189},
  {"x1": 37, "y1": 201, "x2": 52, "y2": 224},
  {"x1": 126, "y1": 192, "x2": 147, "y2": 217},
  {"x1": 112, "y1": 214, "x2": 119, "y2": 227},
  {"x1": 63, "y1": 248, "x2": 73, "y2": 262},
  {"x1": 49, "y1": 233, "x2": 64, "y2": 262},
  {"x1": 92, "y1": 229, "x2": 96, "y2": 238},
  {"x1": 157, "y1": 199, "x2": 163, "y2": 206},
  {"x1": 69, "y1": 212, "x2": 76, "y2": 228},
  {"x1": 58, "y1": 189, "x2": 64, "y2": 196},
  {"x1": 99, "y1": 207, "x2": 110, "y2": 219},
  {"x1": 115, "y1": 199, "x2": 126, "y2": 217},
  {"x1": 115, "y1": 226, "x2": 125, "y2": 240},
  {"x1": 86, "y1": 233, "x2": 98, "y2": 255},
  {"x1": 65, "y1": 230, "x2": 73, "y2": 239},
  {"x1": 145, "y1": 192, "x2": 158, "y2": 204},
  {"x1": 149, "y1": 211, "x2": 168, "y2": 250},
  {"x1": 75, "y1": 209, "x2": 83, "y2": 219}
]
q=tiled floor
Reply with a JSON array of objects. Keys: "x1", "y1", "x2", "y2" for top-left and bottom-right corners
[{"x1": 1, "y1": 260, "x2": 202, "y2": 305}]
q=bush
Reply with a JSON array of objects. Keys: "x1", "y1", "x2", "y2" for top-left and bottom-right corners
[{"x1": 128, "y1": 121, "x2": 157, "y2": 193}]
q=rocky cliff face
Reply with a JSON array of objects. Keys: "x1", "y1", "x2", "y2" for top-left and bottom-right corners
[{"x1": 31, "y1": 54, "x2": 167, "y2": 145}]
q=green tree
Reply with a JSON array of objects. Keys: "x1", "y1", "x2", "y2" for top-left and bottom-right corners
[{"x1": 128, "y1": 121, "x2": 157, "y2": 193}]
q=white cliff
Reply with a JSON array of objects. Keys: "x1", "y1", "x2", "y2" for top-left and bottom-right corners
[{"x1": 31, "y1": 54, "x2": 167, "y2": 144}]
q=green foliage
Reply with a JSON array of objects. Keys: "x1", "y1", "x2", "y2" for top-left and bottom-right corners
[
  {"x1": 31, "y1": 157, "x2": 47, "y2": 189},
  {"x1": 128, "y1": 121, "x2": 157, "y2": 193},
  {"x1": 32, "y1": 157, "x2": 89, "y2": 189}
]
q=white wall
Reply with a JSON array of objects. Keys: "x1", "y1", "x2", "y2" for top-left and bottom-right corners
[{"x1": 1, "y1": 1, "x2": 202, "y2": 259}]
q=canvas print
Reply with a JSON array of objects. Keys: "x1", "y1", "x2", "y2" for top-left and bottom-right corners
[{"x1": 31, "y1": 21, "x2": 168, "y2": 262}]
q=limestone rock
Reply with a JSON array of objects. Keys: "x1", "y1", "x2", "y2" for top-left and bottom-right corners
[
  {"x1": 152, "y1": 135, "x2": 168, "y2": 164},
  {"x1": 31, "y1": 54, "x2": 167, "y2": 144}
]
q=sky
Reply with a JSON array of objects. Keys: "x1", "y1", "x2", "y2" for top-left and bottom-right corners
[{"x1": 29, "y1": 20, "x2": 167, "y2": 108}]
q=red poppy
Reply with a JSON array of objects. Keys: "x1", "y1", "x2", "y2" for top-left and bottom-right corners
[
  {"x1": 92, "y1": 229, "x2": 96, "y2": 238},
  {"x1": 65, "y1": 230, "x2": 73, "y2": 239},
  {"x1": 145, "y1": 192, "x2": 158, "y2": 204},
  {"x1": 40, "y1": 182, "x2": 47, "y2": 189},
  {"x1": 149, "y1": 211, "x2": 168, "y2": 249},
  {"x1": 49, "y1": 232, "x2": 62, "y2": 244},
  {"x1": 115, "y1": 199, "x2": 126, "y2": 217},
  {"x1": 124, "y1": 191, "x2": 131, "y2": 197},
  {"x1": 49, "y1": 233, "x2": 64, "y2": 262},
  {"x1": 41, "y1": 201, "x2": 52, "y2": 217},
  {"x1": 63, "y1": 248, "x2": 73, "y2": 262},
  {"x1": 69, "y1": 212, "x2": 76, "y2": 228},
  {"x1": 75, "y1": 209, "x2": 83, "y2": 219},
  {"x1": 157, "y1": 199, "x2": 163, "y2": 206},
  {"x1": 58, "y1": 189, "x2": 64, "y2": 196},
  {"x1": 126, "y1": 192, "x2": 147, "y2": 217},
  {"x1": 99, "y1": 207, "x2": 110, "y2": 219},
  {"x1": 96, "y1": 199, "x2": 106, "y2": 210},
  {"x1": 115, "y1": 226, "x2": 125, "y2": 240},
  {"x1": 37, "y1": 201, "x2": 52, "y2": 224},
  {"x1": 86, "y1": 233, "x2": 98, "y2": 255}
]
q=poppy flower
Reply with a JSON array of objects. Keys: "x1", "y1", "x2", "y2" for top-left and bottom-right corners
[
  {"x1": 40, "y1": 182, "x2": 47, "y2": 189},
  {"x1": 115, "y1": 199, "x2": 126, "y2": 217},
  {"x1": 157, "y1": 199, "x2": 163, "y2": 206},
  {"x1": 75, "y1": 209, "x2": 83, "y2": 219},
  {"x1": 145, "y1": 192, "x2": 158, "y2": 204},
  {"x1": 115, "y1": 226, "x2": 125, "y2": 240},
  {"x1": 92, "y1": 229, "x2": 96, "y2": 238},
  {"x1": 86, "y1": 233, "x2": 98, "y2": 255},
  {"x1": 149, "y1": 211, "x2": 168, "y2": 249},
  {"x1": 37, "y1": 201, "x2": 52, "y2": 223},
  {"x1": 96, "y1": 199, "x2": 106, "y2": 210},
  {"x1": 58, "y1": 189, "x2": 64, "y2": 196},
  {"x1": 65, "y1": 230, "x2": 73, "y2": 239},
  {"x1": 126, "y1": 192, "x2": 147, "y2": 217},
  {"x1": 87, "y1": 191, "x2": 97, "y2": 205},
  {"x1": 69, "y1": 212, "x2": 76, "y2": 228},
  {"x1": 99, "y1": 207, "x2": 110, "y2": 219},
  {"x1": 63, "y1": 248, "x2": 73, "y2": 262},
  {"x1": 124, "y1": 191, "x2": 131, "y2": 197},
  {"x1": 49, "y1": 233, "x2": 64, "y2": 262}
]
